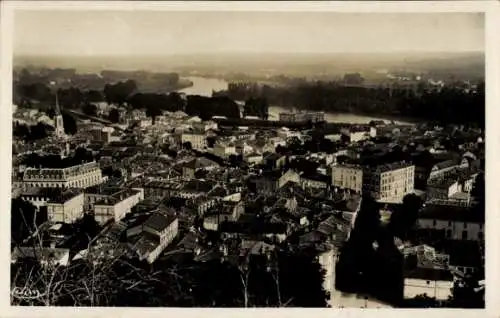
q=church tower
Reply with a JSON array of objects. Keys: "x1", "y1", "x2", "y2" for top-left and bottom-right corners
[{"x1": 54, "y1": 91, "x2": 65, "y2": 137}]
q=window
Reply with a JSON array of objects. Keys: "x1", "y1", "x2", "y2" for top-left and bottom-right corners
[
  {"x1": 433, "y1": 220, "x2": 437, "y2": 227},
  {"x1": 464, "y1": 222, "x2": 468, "y2": 229}
]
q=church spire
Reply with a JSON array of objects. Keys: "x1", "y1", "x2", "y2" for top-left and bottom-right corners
[{"x1": 55, "y1": 88, "x2": 61, "y2": 115}]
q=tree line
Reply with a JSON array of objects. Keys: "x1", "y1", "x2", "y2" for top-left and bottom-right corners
[{"x1": 221, "y1": 80, "x2": 485, "y2": 126}]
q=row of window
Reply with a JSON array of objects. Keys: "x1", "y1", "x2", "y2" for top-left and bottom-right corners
[{"x1": 431, "y1": 220, "x2": 483, "y2": 230}]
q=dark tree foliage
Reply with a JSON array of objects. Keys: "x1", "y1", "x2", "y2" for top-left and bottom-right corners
[
  {"x1": 102, "y1": 166, "x2": 123, "y2": 179},
  {"x1": 225, "y1": 81, "x2": 485, "y2": 126},
  {"x1": 244, "y1": 97, "x2": 269, "y2": 120},
  {"x1": 387, "y1": 194, "x2": 423, "y2": 240},
  {"x1": 448, "y1": 277, "x2": 485, "y2": 308},
  {"x1": 277, "y1": 251, "x2": 329, "y2": 307},
  {"x1": 336, "y1": 194, "x2": 404, "y2": 304},
  {"x1": 185, "y1": 95, "x2": 240, "y2": 121},
  {"x1": 62, "y1": 113, "x2": 77, "y2": 135},
  {"x1": 13, "y1": 122, "x2": 54, "y2": 141},
  {"x1": 46, "y1": 108, "x2": 56, "y2": 119},
  {"x1": 108, "y1": 108, "x2": 120, "y2": 123},
  {"x1": 14, "y1": 82, "x2": 53, "y2": 103},
  {"x1": 104, "y1": 80, "x2": 137, "y2": 106},
  {"x1": 126, "y1": 92, "x2": 185, "y2": 118},
  {"x1": 57, "y1": 87, "x2": 85, "y2": 109},
  {"x1": 82, "y1": 103, "x2": 98, "y2": 117},
  {"x1": 11, "y1": 199, "x2": 43, "y2": 244},
  {"x1": 83, "y1": 90, "x2": 105, "y2": 103}
]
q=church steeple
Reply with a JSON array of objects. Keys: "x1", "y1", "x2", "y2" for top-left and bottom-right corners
[
  {"x1": 53, "y1": 87, "x2": 65, "y2": 137},
  {"x1": 55, "y1": 89, "x2": 61, "y2": 115}
]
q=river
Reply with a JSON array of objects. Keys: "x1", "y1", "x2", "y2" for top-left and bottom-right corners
[{"x1": 178, "y1": 76, "x2": 413, "y2": 125}]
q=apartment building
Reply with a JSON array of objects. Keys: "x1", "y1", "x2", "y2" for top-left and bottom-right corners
[
  {"x1": 94, "y1": 188, "x2": 145, "y2": 225},
  {"x1": 331, "y1": 164, "x2": 363, "y2": 193},
  {"x1": 46, "y1": 190, "x2": 85, "y2": 224},
  {"x1": 23, "y1": 161, "x2": 104, "y2": 189},
  {"x1": 363, "y1": 161, "x2": 415, "y2": 203}
]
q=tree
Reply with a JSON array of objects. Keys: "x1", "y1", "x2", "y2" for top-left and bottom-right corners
[
  {"x1": 62, "y1": 114, "x2": 77, "y2": 135},
  {"x1": 82, "y1": 103, "x2": 98, "y2": 117},
  {"x1": 11, "y1": 198, "x2": 39, "y2": 244},
  {"x1": 104, "y1": 80, "x2": 137, "y2": 106},
  {"x1": 244, "y1": 97, "x2": 269, "y2": 120},
  {"x1": 108, "y1": 108, "x2": 120, "y2": 123},
  {"x1": 388, "y1": 193, "x2": 423, "y2": 239}
]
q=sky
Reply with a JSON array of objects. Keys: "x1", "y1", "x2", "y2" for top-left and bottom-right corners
[{"x1": 14, "y1": 11, "x2": 485, "y2": 56}]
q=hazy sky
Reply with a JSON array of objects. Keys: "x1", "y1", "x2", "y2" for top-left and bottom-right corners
[{"x1": 14, "y1": 11, "x2": 484, "y2": 56}]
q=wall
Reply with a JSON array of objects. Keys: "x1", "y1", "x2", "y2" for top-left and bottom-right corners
[
  {"x1": 418, "y1": 219, "x2": 484, "y2": 241},
  {"x1": 404, "y1": 278, "x2": 453, "y2": 300},
  {"x1": 331, "y1": 166, "x2": 363, "y2": 193},
  {"x1": 47, "y1": 193, "x2": 84, "y2": 224}
]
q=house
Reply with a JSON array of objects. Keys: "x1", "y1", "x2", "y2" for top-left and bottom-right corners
[
  {"x1": 428, "y1": 160, "x2": 459, "y2": 181},
  {"x1": 220, "y1": 219, "x2": 289, "y2": 243},
  {"x1": 182, "y1": 157, "x2": 220, "y2": 179},
  {"x1": 331, "y1": 164, "x2": 363, "y2": 194},
  {"x1": 127, "y1": 210, "x2": 179, "y2": 264},
  {"x1": 178, "y1": 132, "x2": 207, "y2": 150},
  {"x1": 264, "y1": 153, "x2": 287, "y2": 170},
  {"x1": 332, "y1": 194, "x2": 362, "y2": 230},
  {"x1": 243, "y1": 153, "x2": 263, "y2": 165},
  {"x1": 20, "y1": 187, "x2": 66, "y2": 209},
  {"x1": 46, "y1": 189, "x2": 85, "y2": 224},
  {"x1": 278, "y1": 169, "x2": 301, "y2": 188},
  {"x1": 213, "y1": 142, "x2": 237, "y2": 159},
  {"x1": 94, "y1": 188, "x2": 145, "y2": 225},
  {"x1": 403, "y1": 267, "x2": 454, "y2": 301},
  {"x1": 252, "y1": 170, "x2": 282, "y2": 193},
  {"x1": 417, "y1": 203, "x2": 484, "y2": 241},
  {"x1": 426, "y1": 178, "x2": 461, "y2": 201},
  {"x1": 203, "y1": 201, "x2": 245, "y2": 231},
  {"x1": 362, "y1": 161, "x2": 415, "y2": 204},
  {"x1": 300, "y1": 173, "x2": 330, "y2": 190}
]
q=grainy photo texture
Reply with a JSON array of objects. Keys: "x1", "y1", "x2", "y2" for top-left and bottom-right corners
[{"x1": 10, "y1": 9, "x2": 485, "y2": 308}]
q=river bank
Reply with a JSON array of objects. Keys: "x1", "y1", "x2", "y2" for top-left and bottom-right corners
[{"x1": 178, "y1": 76, "x2": 417, "y2": 125}]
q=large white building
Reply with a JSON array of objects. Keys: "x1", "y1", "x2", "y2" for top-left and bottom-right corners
[
  {"x1": 331, "y1": 164, "x2": 363, "y2": 193},
  {"x1": 94, "y1": 188, "x2": 144, "y2": 225},
  {"x1": 127, "y1": 211, "x2": 179, "y2": 264},
  {"x1": 46, "y1": 190, "x2": 85, "y2": 224},
  {"x1": 179, "y1": 133, "x2": 207, "y2": 150},
  {"x1": 363, "y1": 162, "x2": 415, "y2": 203},
  {"x1": 404, "y1": 267, "x2": 454, "y2": 301},
  {"x1": 213, "y1": 142, "x2": 237, "y2": 159},
  {"x1": 23, "y1": 161, "x2": 104, "y2": 189},
  {"x1": 279, "y1": 111, "x2": 325, "y2": 123}
]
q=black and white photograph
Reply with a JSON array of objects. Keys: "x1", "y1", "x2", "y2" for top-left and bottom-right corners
[{"x1": 6, "y1": 2, "x2": 487, "y2": 310}]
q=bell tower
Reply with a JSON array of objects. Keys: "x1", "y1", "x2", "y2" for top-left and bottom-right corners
[{"x1": 54, "y1": 90, "x2": 65, "y2": 137}]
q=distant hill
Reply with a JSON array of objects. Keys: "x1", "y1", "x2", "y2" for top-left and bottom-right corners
[{"x1": 14, "y1": 51, "x2": 484, "y2": 80}]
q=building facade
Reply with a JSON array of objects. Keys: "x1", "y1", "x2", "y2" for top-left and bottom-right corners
[
  {"x1": 46, "y1": 192, "x2": 85, "y2": 224},
  {"x1": 363, "y1": 162, "x2": 415, "y2": 203},
  {"x1": 23, "y1": 161, "x2": 104, "y2": 189},
  {"x1": 94, "y1": 188, "x2": 144, "y2": 225},
  {"x1": 331, "y1": 164, "x2": 363, "y2": 193}
]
